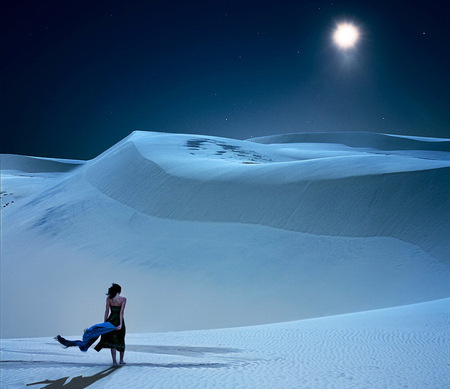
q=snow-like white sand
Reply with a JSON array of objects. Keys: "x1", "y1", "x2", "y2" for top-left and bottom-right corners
[
  {"x1": 1, "y1": 299, "x2": 448, "y2": 388},
  {"x1": 1, "y1": 131, "x2": 449, "y2": 387}
]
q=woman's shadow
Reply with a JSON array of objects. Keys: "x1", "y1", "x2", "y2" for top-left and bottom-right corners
[{"x1": 26, "y1": 366, "x2": 121, "y2": 388}]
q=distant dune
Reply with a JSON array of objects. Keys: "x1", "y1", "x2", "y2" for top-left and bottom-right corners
[
  {"x1": 251, "y1": 131, "x2": 450, "y2": 151},
  {"x1": 1, "y1": 154, "x2": 85, "y2": 173},
  {"x1": 1, "y1": 131, "x2": 449, "y2": 339}
]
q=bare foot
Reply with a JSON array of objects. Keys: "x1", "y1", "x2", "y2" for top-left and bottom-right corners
[{"x1": 119, "y1": 361, "x2": 126, "y2": 365}]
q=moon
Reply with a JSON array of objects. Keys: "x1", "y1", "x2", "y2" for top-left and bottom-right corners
[{"x1": 333, "y1": 23, "x2": 359, "y2": 49}]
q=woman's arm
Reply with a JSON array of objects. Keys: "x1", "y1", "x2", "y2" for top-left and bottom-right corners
[
  {"x1": 103, "y1": 297, "x2": 110, "y2": 322},
  {"x1": 117, "y1": 298, "x2": 127, "y2": 330}
]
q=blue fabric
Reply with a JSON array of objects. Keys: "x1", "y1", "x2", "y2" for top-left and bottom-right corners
[{"x1": 56, "y1": 322, "x2": 116, "y2": 352}]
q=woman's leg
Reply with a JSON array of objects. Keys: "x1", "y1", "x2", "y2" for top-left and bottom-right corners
[
  {"x1": 110, "y1": 349, "x2": 117, "y2": 365},
  {"x1": 119, "y1": 350, "x2": 126, "y2": 364}
]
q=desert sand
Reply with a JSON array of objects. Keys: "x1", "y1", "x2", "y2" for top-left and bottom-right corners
[{"x1": 1, "y1": 131, "x2": 449, "y2": 388}]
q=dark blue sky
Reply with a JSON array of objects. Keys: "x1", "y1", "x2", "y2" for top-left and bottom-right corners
[{"x1": 2, "y1": 0, "x2": 449, "y2": 159}]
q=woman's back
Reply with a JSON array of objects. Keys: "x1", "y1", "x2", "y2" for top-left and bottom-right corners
[{"x1": 109, "y1": 296, "x2": 126, "y2": 307}]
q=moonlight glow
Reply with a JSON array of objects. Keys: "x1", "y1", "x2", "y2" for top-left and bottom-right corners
[{"x1": 333, "y1": 23, "x2": 359, "y2": 48}]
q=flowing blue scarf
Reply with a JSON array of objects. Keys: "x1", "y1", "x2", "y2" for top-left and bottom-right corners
[{"x1": 56, "y1": 322, "x2": 116, "y2": 352}]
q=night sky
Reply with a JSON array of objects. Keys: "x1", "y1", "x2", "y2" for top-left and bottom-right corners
[{"x1": 1, "y1": 0, "x2": 449, "y2": 159}]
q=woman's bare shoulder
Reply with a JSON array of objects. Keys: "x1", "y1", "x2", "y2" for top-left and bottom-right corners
[{"x1": 111, "y1": 296, "x2": 126, "y2": 306}]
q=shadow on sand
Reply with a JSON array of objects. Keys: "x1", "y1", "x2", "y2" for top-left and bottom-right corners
[
  {"x1": 2, "y1": 360, "x2": 230, "y2": 369},
  {"x1": 26, "y1": 366, "x2": 121, "y2": 388},
  {"x1": 4, "y1": 344, "x2": 238, "y2": 388},
  {"x1": 13, "y1": 360, "x2": 229, "y2": 388},
  {"x1": 126, "y1": 344, "x2": 240, "y2": 357}
]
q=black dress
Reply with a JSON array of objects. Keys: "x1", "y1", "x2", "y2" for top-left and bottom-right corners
[{"x1": 94, "y1": 306, "x2": 125, "y2": 352}]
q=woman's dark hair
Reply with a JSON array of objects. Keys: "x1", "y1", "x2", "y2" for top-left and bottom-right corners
[{"x1": 107, "y1": 283, "x2": 121, "y2": 299}]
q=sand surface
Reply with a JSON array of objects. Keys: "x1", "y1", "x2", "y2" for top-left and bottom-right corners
[{"x1": 1, "y1": 298, "x2": 448, "y2": 388}]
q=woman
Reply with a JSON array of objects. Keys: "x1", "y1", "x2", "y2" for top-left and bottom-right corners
[{"x1": 94, "y1": 283, "x2": 127, "y2": 365}]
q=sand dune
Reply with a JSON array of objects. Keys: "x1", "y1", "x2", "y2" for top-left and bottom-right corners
[
  {"x1": 1, "y1": 131, "x2": 449, "y2": 340},
  {"x1": 1, "y1": 154, "x2": 85, "y2": 173},
  {"x1": 250, "y1": 131, "x2": 450, "y2": 151},
  {"x1": 1, "y1": 131, "x2": 449, "y2": 387},
  {"x1": 85, "y1": 132, "x2": 450, "y2": 261}
]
